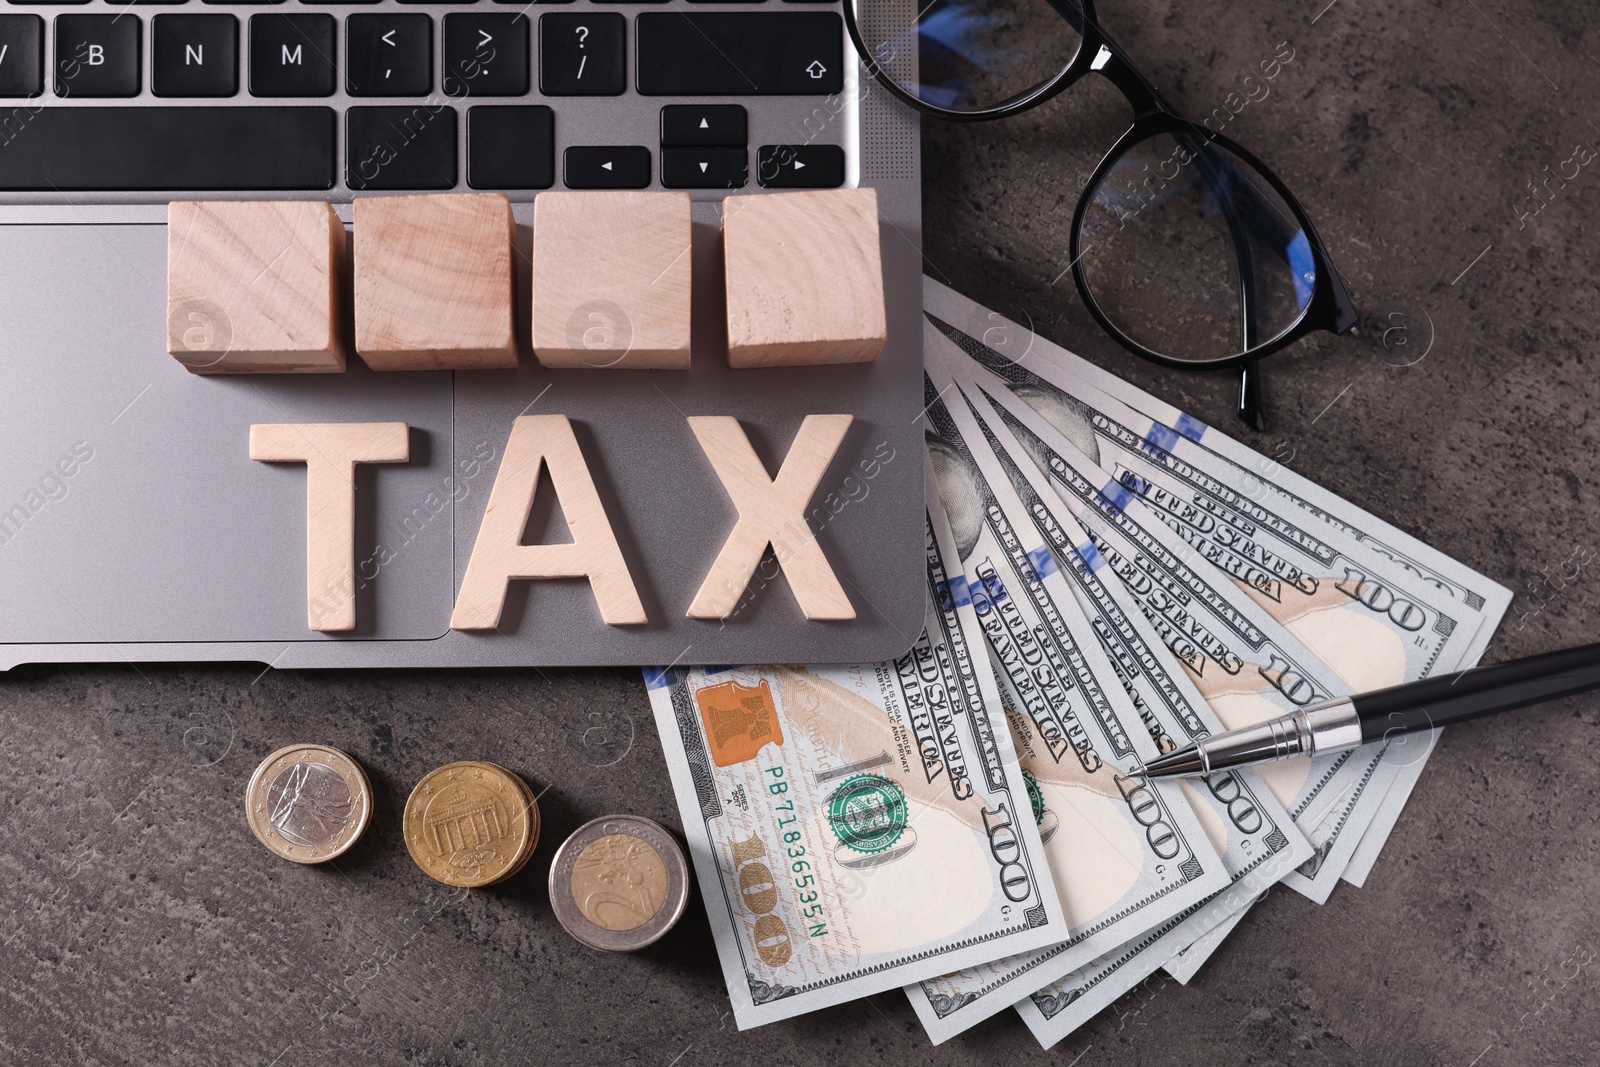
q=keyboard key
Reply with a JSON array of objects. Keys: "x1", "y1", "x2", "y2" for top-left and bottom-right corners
[
  {"x1": 468, "y1": 104, "x2": 552, "y2": 188},
  {"x1": 660, "y1": 104, "x2": 746, "y2": 147},
  {"x1": 564, "y1": 146, "x2": 649, "y2": 189},
  {"x1": 249, "y1": 13, "x2": 334, "y2": 97},
  {"x1": 636, "y1": 13, "x2": 841, "y2": 95},
  {"x1": 0, "y1": 106, "x2": 333, "y2": 189},
  {"x1": 443, "y1": 13, "x2": 527, "y2": 97},
  {"x1": 757, "y1": 144, "x2": 843, "y2": 187},
  {"x1": 54, "y1": 15, "x2": 139, "y2": 97},
  {"x1": 347, "y1": 13, "x2": 431, "y2": 96},
  {"x1": 347, "y1": 104, "x2": 457, "y2": 190},
  {"x1": 539, "y1": 12, "x2": 622, "y2": 96},
  {"x1": 152, "y1": 14, "x2": 237, "y2": 97},
  {"x1": 661, "y1": 148, "x2": 746, "y2": 189},
  {"x1": 0, "y1": 16, "x2": 42, "y2": 97}
]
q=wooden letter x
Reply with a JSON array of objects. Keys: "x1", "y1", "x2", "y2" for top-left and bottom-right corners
[
  {"x1": 249, "y1": 422, "x2": 411, "y2": 632},
  {"x1": 451, "y1": 414, "x2": 647, "y2": 630},
  {"x1": 686, "y1": 414, "x2": 855, "y2": 620}
]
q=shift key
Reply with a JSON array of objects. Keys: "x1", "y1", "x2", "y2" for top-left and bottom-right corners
[{"x1": 636, "y1": 13, "x2": 841, "y2": 95}]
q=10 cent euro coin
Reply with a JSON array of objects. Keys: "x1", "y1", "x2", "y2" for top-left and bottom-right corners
[{"x1": 404, "y1": 761, "x2": 540, "y2": 887}]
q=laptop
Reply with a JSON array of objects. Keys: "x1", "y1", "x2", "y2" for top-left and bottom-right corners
[{"x1": 0, "y1": 1, "x2": 925, "y2": 669}]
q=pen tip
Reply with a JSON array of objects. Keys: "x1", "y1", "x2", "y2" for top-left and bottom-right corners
[{"x1": 1127, "y1": 763, "x2": 1148, "y2": 778}]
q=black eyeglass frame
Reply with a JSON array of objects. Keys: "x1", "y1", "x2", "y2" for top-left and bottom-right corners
[{"x1": 842, "y1": 0, "x2": 1359, "y2": 429}]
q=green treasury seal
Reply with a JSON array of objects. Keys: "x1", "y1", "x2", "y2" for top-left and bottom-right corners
[
  {"x1": 1022, "y1": 769, "x2": 1046, "y2": 827},
  {"x1": 826, "y1": 773, "x2": 908, "y2": 855}
]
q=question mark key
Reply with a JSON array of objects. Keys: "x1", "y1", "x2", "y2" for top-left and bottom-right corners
[{"x1": 539, "y1": 12, "x2": 625, "y2": 95}]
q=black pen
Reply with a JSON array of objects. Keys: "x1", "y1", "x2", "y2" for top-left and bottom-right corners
[{"x1": 1134, "y1": 640, "x2": 1600, "y2": 780}]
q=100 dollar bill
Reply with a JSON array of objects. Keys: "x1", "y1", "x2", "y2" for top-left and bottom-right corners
[
  {"x1": 922, "y1": 274, "x2": 1510, "y2": 664},
  {"x1": 935, "y1": 328, "x2": 1486, "y2": 692},
  {"x1": 644, "y1": 463, "x2": 1066, "y2": 1028},
  {"x1": 905, "y1": 364, "x2": 1228, "y2": 1042},
  {"x1": 945, "y1": 358, "x2": 1406, "y2": 900},
  {"x1": 949, "y1": 371, "x2": 1318, "y2": 1046},
  {"x1": 922, "y1": 298, "x2": 1507, "y2": 895}
]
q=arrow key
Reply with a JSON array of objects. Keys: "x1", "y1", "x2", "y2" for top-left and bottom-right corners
[
  {"x1": 660, "y1": 104, "x2": 747, "y2": 147},
  {"x1": 757, "y1": 144, "x2": 843, "y2": 188},
  {"x1": 565, "y1": 145, "x2": 651, "y2": 189},
  {"x1": 662, "y1": 147, "x2": 746, "y2": 189}
]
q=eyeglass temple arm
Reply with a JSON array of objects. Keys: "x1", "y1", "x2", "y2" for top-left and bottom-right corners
[{"x1": 1226, "y1": 176, "x2": 1268, "y2": 432}]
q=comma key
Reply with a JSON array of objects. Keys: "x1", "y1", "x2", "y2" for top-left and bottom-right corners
[{"x1": 347, "y1": 13, "x2": 431, "y2": 97}]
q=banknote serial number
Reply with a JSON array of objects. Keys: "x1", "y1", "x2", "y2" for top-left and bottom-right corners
[{"x1": 767, "y1": 767, "x2": 829, "y2": 935}]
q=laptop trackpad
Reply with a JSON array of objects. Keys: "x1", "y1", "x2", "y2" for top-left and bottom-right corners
[{"x1": 0, "y1": 224, "x2": 454, "y2": 643}]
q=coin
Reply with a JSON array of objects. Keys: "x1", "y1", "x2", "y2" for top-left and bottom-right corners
[
  {"x1": 404, "y1": 761, "x2": 540, "y2": 887},
  {"x1": 245, "y1": 744, "x2": 372, "y2": 864},
  {"x1": 549, "y1": 815, "x2": 690, "y2": 952},
  {"x1": 490, "y1": 760, "x2": 540, "y2": 882}
]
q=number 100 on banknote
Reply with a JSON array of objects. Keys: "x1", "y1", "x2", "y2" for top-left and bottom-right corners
[{"x1": 645, "y1": 471, "x2": 1067, "y2": 1029}]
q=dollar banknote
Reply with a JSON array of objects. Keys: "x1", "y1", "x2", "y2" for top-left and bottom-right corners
[
  {"x1": 924, "y1": 300, "x2": 1508, "y2": 897},
  {"x1": 940, "y1": 351, "x2": 1406, "y2": 901},
  {"x1": 929, "y1": 325, "x2": 1484, "y2": 897},
  {"x1": 920, "y1": 286, "x2": 1510, "y2": 889},
  {"x1": 1163, "y1": 904, "x2": 1250, "y2": 984},
  {"x1": 931, "y1": 325, "x2": 1487, "y2": 692},
  {"x1": 904, "y1": 364, "x2": 1229, "y2": 1042},
  {"x1": 946, "y1": 368, "x2": 1319, "y2": 1045},
  {"x1": 643, "y1": 459, "x2": 1066, "y2": 1028},
  {"x1": 922, "y1": 274, "x2": 1511, "y2": 669},
  {"x1": 930, "y1": 331, "x2": 1484, "y2": 895}
]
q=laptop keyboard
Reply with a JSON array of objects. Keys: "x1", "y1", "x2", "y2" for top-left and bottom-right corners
[{"x1": 0, "y1": 2, "x2": 847, "y2": 193}]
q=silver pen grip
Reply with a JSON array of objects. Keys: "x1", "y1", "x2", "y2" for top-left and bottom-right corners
[{"x1": 1197, "y1": 697, "x2": 1360, "y2": 773}]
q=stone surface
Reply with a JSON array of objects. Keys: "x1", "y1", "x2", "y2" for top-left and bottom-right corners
[{"x1": 5, "y1": 1, "x2": 1600, "y2": 1063}]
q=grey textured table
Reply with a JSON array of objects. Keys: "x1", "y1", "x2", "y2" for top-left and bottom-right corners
[{"x1": 6, "y1": 2, "x2": 1600, "y2": 1064}]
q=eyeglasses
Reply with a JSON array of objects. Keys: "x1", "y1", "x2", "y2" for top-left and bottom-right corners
[{"x1": 843, "y1": 0, "x2": 1358, "y2": 431}]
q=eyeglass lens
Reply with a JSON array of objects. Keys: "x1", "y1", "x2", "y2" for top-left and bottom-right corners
[
  {"x1": 852, "y1": 0, "x2": 1082, "y2": 114},
  {"x1": 1074, "y1": 132, "x2": 1317, "y2": 363}
]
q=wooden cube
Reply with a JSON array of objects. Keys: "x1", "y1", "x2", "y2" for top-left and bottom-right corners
[
  {"x1": 723, "y1": 188, "x2": 886, "y2": 368},
  {"x1": 531, "y1": 191, "x2": 692, "y2": 370},
  {"x1": 166, "y1": 200, "x2": 346, "y2": 374},
  {"x1": 353, "y1": 193, "x2": 517, "y2": 371}
]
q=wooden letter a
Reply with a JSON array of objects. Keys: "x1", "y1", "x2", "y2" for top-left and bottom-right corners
[{"x1": 451, "y1": 414, "x2": 647, "y2": 629}]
